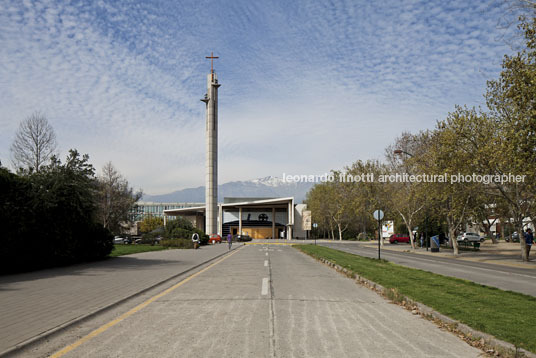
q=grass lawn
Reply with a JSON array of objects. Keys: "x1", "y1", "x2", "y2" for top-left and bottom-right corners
[
  {"x1": 295, "y1": 244, "x2": 536, "y2": 353},
  {"x1": 110, "y1": 244, "x2": 168, "y2": 257}
]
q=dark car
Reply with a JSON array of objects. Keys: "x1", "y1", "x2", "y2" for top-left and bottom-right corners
[
  {"x1": 506, "y1": 232, "x2": 520, "y2": 243},
  {"x1": 389, "y1": 234, "x2": 410, "y2": 244},
  {"x1": 234, "y1": 234, "x2": 252, "y2": 242}
]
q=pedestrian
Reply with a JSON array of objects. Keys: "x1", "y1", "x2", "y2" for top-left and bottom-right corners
[
  {"x1": 525, "y1": 228, "x2": 533, "y2": 260},
  {"x1": 420, "y1": 233, "x2": 424, "y2": 248},
  {"x1": 227, "y1": 233, "x2": 232, "y2": 250}
]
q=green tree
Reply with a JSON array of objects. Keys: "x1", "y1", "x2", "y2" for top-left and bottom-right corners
[
  {"x1": 420, "y1": 111, "x2": 483, "y2": 256},
  {"x1": 485, "y1": 17, "x2": 536, "y2": 260},
  {"x1": 384, "y1": 132, "x2": 430, "y2": 250},
  {"x1": 1, "y1": 150, "x2": 113, "y2": 273},
  {"x1": 96, "y1": 162, "x2": 142, "y2": 234},
  {"x1": 306, "y1": 182, "x2": 333, "y2": 239},
  {"x1": 139, "y1": 215, "x2": 164, "y2": 233},
  {"x1": 345, "y1": 160, "x2": 389, "y2": 245}
]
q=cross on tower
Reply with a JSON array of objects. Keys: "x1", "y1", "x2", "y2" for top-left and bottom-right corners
[{"x1": 205, "y1": 52, "x2": 219, "y2": 80}]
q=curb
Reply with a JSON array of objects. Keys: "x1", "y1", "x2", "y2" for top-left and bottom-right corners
[
  {"x1": 306, "y1": 253, "x2": 535, "y2": 358},
  {"x1": 0, "y1": 245, "x2": 242, "y2": 358}
]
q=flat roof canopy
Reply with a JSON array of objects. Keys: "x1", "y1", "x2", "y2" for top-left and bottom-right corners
[{"x1": 163, "y1": 197, "x2": 294, "y2": 216}]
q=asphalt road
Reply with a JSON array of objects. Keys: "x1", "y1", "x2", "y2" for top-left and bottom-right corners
[
  {"x1": 25, "y1": 244, "x2": 480, "y2": 358},
  {"x1": 319, "y1": 241, "x2": 536, "y2": 296}
]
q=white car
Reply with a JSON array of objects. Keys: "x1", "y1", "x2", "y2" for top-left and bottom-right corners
[
  {"x1": 113, "y1": 236, "x2": 130, "y2": 244},
  {"x1": 456, "y1": 232, "x2": 482, "y2": 243}
]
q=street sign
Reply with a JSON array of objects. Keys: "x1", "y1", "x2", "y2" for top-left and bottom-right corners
[
  {"x1": 313, "y1": 223, "x2": 318, "y2": 228},
  {"x1": 373, "y1": 209, "x2": 384, "y2": 260},
  {"x1": 373, "y1": 209, "x2": 384, "y2": 221}
]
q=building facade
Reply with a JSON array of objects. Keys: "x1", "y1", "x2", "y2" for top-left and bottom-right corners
[
  {"x1": 129, "y1": 202, "x2": 204, "y2": 221},
  {"x1": 162, "y1": 197, "x2": 309, "y2": 239}
]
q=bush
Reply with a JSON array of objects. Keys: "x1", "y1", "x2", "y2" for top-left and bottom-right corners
[
  {"x1": 168, "y1": 227, "x2": 192, "y2": 239},
  {"x1": 0, "y1": 152, "x2": 114, "y2": 274},
  {"x1": 160, "y1": 238, "x2": 194, "y2": 249},
  {"x1": 163, "y1": 217, "x2": 209, "y2": 245}
]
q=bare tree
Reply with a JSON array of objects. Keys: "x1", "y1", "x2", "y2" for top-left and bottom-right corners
[
  {"x1": 10, "y1": 112, "x2": 58, "y2": 172},
  {"x1": 96, "y1": 162, "x2": 142, "y2": 234}
]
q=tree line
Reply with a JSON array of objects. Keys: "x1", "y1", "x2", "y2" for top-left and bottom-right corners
[
  {"x1": 307, "y1": 16, "x2": 536, "y2": 260},
  {"x1": 2, "y1": 113, "x2": 141, "y2": 273}
]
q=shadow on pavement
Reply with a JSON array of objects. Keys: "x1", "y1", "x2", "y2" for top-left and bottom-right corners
[{"x1": 0, "y1": 255, "x2": 186, "y2": 287}]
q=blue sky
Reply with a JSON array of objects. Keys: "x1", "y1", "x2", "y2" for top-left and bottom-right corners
[{"x1": 0, "y1": 0, "x2": 520, "y2": 194}]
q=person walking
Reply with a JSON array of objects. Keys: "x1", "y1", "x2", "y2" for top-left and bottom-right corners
[
  {"x1": 227, "y1": 233, "x2": 232, "y2": 251},
  {"x1": 525, "y1": 228, "x2": 533, "y2": 260}
]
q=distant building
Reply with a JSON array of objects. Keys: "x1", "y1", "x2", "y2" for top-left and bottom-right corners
[
  {"x1": 163, "y1": 197, "x2": 309, "y2": 240},
  {"x1": 129, "y1": 202, "x2": 204, "y2": 221}
]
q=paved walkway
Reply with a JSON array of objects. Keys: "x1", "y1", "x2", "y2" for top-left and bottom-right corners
[
  {"x1": 30, "y1": 245, "x2": 480, "y2": 357},
  {"x1": 0, "y1": 244, "x2": 234, "y2": 355}
]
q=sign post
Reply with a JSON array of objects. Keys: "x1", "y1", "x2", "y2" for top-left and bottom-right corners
[{"x1": 373, "y1": 210, "x2": 384, "y2": 260}]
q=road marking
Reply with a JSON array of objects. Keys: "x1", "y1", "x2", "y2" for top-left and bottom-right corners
[
  {"x1": 264, "y1": 260, "x2": 268, "y2": 267},
  {"x1": 50, "y1": 248, "x2": 242, "y2": 358},
  {"x1": 265, "y1": 252, "x2": 268, "y2": 256},
  {"x1": 261, "y1": 277, "x2": 269, "y2": 295}
]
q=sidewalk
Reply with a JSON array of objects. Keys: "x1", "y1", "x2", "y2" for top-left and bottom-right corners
[
  {"x1": 357, "y1": 240, "x2": 536, "y2": 269},
  {"x1": 0, "y1": 244, "x2": 234, "y2": 355}
]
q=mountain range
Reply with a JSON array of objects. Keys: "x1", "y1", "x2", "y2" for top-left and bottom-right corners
[{"x1": 142, "y1": 176, "x2": 314, "y2": 203}]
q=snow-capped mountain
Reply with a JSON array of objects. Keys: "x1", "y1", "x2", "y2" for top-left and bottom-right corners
[{"x1": 142, "y1": 176, "x2": 313, "y2": 203}]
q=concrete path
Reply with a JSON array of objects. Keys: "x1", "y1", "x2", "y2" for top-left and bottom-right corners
[
  {"x1": 26, "y1": 245, "x2": 480, "y2": 358},
  {"x1": 318, "y1": 241, "x2": 536, "y2": 297},
  {"x1": 0, "y1": 244, "x2": 234, "y2": 355}
]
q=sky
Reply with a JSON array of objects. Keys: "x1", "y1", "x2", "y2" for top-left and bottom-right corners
[{"x1": 0, "y1": 0, "x2": 523, "y2": 195}]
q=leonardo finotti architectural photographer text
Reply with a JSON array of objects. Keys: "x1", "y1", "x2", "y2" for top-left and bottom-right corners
[{"x1": 282, "y1": 172, "x2": 526, "y2": 185}]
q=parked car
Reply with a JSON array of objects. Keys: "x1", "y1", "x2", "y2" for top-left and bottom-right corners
[
  {"x1": 456, "y1": 232, "x2": 482, "y2": 243},
  {"x1": 113, "y1": 236, "x2": 131, "y2": 244},
  {"x1": 136, "y1": 236, "x2": 163, "y2": 245},
  {"x1": 234, "y1": 234, "x2": 252, "y2": 242},
  {"x1": 506, "y1": 232, "x2": 520, "y2": 243},
  {"x1": 389, "y1": 234, "x2": 410, "y2": 244},
  {"x1": 209, "y1": 234, "x2": 222, "y2": 244}
]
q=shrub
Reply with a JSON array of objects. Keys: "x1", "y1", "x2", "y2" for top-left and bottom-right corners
[
  {"x1": 163, "y1": 217, "x2": 209, "y2": 245},
  {"x1": 160, "y1": 238, "x2": 194, "y2": 249},
  {"x1": 0, "y1": 152, "x2": 114, "y2": 274}
]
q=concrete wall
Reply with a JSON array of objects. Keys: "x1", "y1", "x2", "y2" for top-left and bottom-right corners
[{"x1": 293, "y1": 204, "x2": 307, "y2": 239}]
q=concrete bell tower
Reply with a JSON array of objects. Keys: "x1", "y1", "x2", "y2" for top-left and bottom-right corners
[{"x1": 201, "y1": 52, "x2": 220, "y2": 236}]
